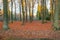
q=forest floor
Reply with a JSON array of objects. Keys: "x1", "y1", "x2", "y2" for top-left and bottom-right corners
[{"x1": 0, "y1": 21, "x2": 60, "y2": 40}]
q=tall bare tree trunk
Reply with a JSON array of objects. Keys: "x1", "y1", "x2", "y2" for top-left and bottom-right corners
[
  {"x1": 25, "y1": 0, "x2": 28, "y2": 22},
  {"x1": 50, "y1": 0, "x2": 54, "y2": 23},
  {"x1": 37, "y1": 0, "x2": 41, "y2": 20},
  {"x1": 31, "y1": 0, "x2": 34, "y2": 21},
  {"x1": 18, "y1": 0, "x2": 22, "y2": 21},
  {"x1": 29, "y1": 0, "x2": 33, "y2": 22},
  {"x1": 44, "y1": 0, "x2": 47, "y2": 22},
  {"x1": 53, "y1": 0, "x2": 60, "y2": 30},
  {"x1": 41, "y1": 0, "x2": 45, "y2": 23},
  {"x1": 14, "y1": 0, "x2": 17, "y2": 21},
  {"x1": 11, "y1": 0, "x2": 13, "y2": 23},
  {"x1": 27, "y1": 0, "x2": 29, "y2": 21},
  {"x1": 3, "y1": 0, "x2": 9, "y2": 30},
  {"x1": 21, "y1": 0, "x2": 25, "y2": 25},
  {"x1": 29, "y1": 1, "x2": 31, "y2": 22}
]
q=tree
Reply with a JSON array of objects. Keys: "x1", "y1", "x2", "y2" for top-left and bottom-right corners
[
  {"x1": 44, "y1": 0, "x2": 47, "y2": 22},
  {"x1": 41, "y1": 0, "x2": 47, "y2": 23},
  {"x1": 37, "y1": 0, "x2": 41, "y2": 20},
  {"x1": 14, "y1": 0, "x2": 17, "y2": 21},
  {"x1": 28, "y1": 0, "x2": 30, "y2": 22},
  {"x1": 29, "y1": 0, "x2": 33, "y2": 22},
  {"x1": 53, "y1": 0, "x2": 60, "y2": 30},
  {"x1": 21, "y1": 0, "x2": 25, "y2": 25},
  {"x1": 11, "y1": 0, "x2": 13, "y2": 23},
  {"x1": 27, "y1": 0, "x2": 30, "y2": 21},
  {"x1": 3, "y1": 0, "x2": 9, "y2": 30},
  {"x1": 50, "y1": 0, "x2": 54, "y2": 23},
  {"x1": 37, "y1": 0, "x2": 49, "y2": 21},
  {"x1": 25, "y1": 0, "x2": 28, "y2": 22},
  {"x1": 18, "y1": 0, "x2": 22, "y2": 21},
  {"x1": 31, "y1": 0, "x2": 34, "y2": 21}
]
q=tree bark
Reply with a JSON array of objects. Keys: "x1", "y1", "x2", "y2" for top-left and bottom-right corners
[
  {"x1": 53, "y1": 0, "x2": 60, "y2": 30},
  {"x1": 14, "y1": 0, "x2": 17, "y2": 21},
  {"x1": 21, "y1": 0, "x2": 25, "y2": 25},
  {"x1": 50, "y1": 0, "x2": 54, "y2": 23},
  {"x1": 19, "y1": 0, "x2": 22, "y2": 21},
  {"x1": 3, "y1": 0, "x2": 9, "y2": 30},
  {"x1": 41, "y1": 0, "x2": 45, "y2": 23},
  {"x1": 11, "y1": 0, "x2": 13, "y2": 23},
  {"x1": 25, "y1": 0, "x2": 27, "y2": 22}
]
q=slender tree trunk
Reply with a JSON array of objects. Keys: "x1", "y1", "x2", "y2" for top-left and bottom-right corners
[
  {"x1": 27, "y1": 0, "x2": 30, "y2": 21},
  {"x1": 32, "y1": 0, "x2": 33, "y2": 21},
  {"x1": 14, "y1": 0, "x2": 17, "y2": 21},
  {"x1": 50, "y1": 0, "x2": 54, "y2": 23},
  {"x1": 29, "y1": 1, "x2": 31, "y2": 22},
  {"x1": 11, "y1": 0, "x2": 13, "y2": 23},
  {"x1": 21, "y1": 0, "x2": 25, "y2": 25},
  {"x1": 3, "y1": 0, "x2": 9, "y2": 30},
  {"x1": 19, "y1": 0, "x2": 22, "y2": 21},
  {"x1": 25, "y1": 0, "x2": 28, "y2": 22},
  {"x1": 44, "y1": 0, "x2": 47, "y2": 22},
  {"x1": 41, "y1": 0, "x2": 45, "y2": 23},
  {"x1": 29, "y1": 0, "x2": 33, "y2": 22},
  {"x1": 38, "y1": 0, "x2": 41, "y2": 20}
]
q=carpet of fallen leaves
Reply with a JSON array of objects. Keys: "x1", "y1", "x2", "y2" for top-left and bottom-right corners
[
  {"x1": 0, "y1": 21, "x2": 60, "y2": 40},
  {"x1": 8, "y1": 21, "x2": 53, "y2": 31}
]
